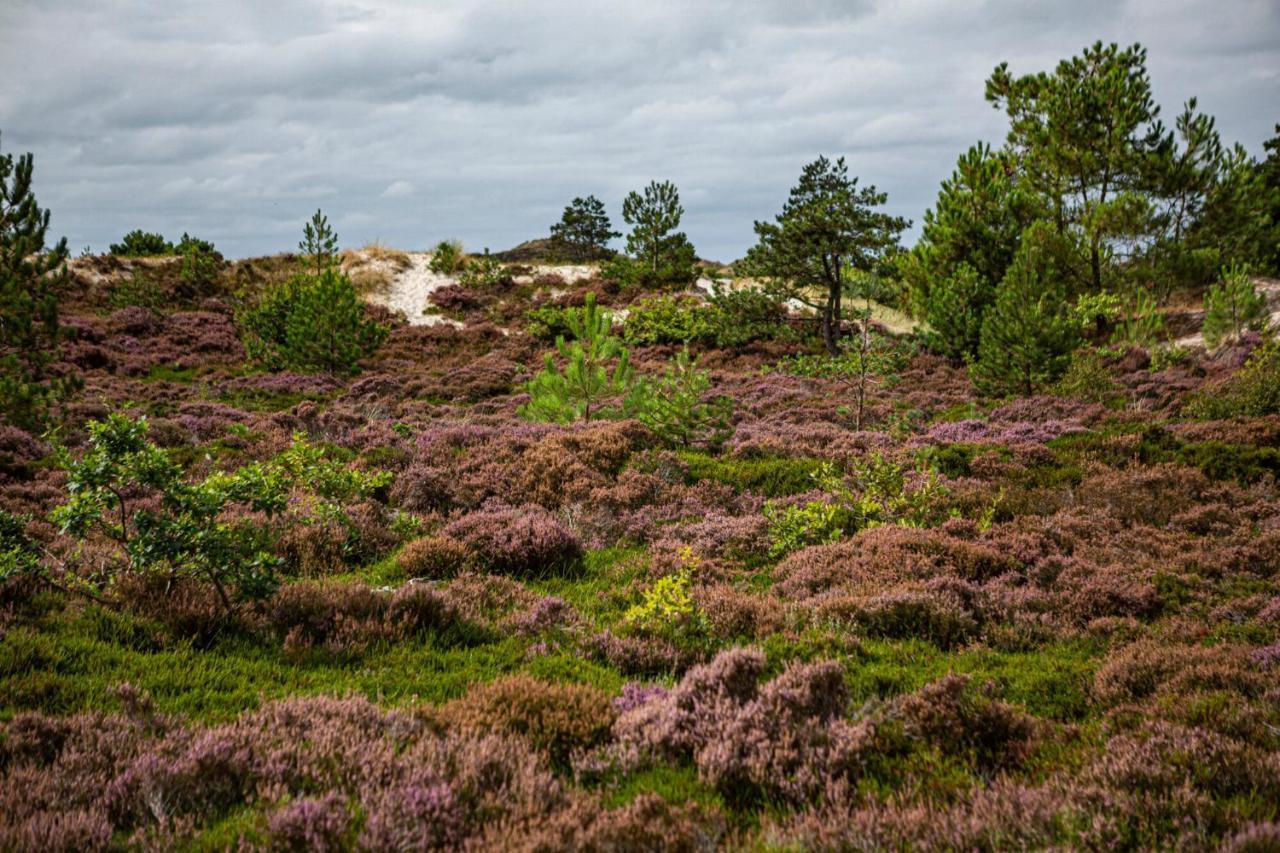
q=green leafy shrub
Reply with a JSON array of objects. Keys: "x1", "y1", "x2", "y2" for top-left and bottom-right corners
[
  {"x1": 764, "y1": 456, "x2": 950, "y2": 559},
  {"x1": 621, "y1": 290, "x2": 788, "y2": 348},
  {"x1": 623, "y1": 547, "x2": 708, "y2": 645},
  {"x1": 46, "y1": 414, "x2": 289, "y2": 611},
  {"x1": 457, "y1": 249, "x2": 511, "y2": 288},
  {"x1": 1052, "y1": 348, "x2": 1121, "y2": 405},
  {"x1": 109, "y1": 229, "x2": 171, "y2": 257},
  {"x1": 1112, "y1": 288, "x2": 1165, "y2": 347},
  {"x1": 621, "y1": 294, "x2": 713, "y2": 345},
  {"x1": 1203, "y1": 264, "x2": 1269, "y2": 349},
  {"x1": 429, "y1": 239, "x2": 466, "y2": 274},
  {"x1": 521, "y1": 293, "x2": 634, "y2": 423},
  {"x1": 525, "y1": 303, "x2": 578, "y2": 341},
  {"x1": 764, "y1": 500, "x2": 853, "y2": 559}
]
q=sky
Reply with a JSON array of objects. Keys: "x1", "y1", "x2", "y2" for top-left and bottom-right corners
[{"x1": 1, "y1": 0, "x2": 1277, "y2": 262}]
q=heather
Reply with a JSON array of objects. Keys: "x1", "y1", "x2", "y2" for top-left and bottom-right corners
[{"x1": 3, "y1": 50, "x2": 1280, "y2": 850}]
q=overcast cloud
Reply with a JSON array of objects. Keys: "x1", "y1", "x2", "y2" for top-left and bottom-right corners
[{"x1": 1, "y1": 0, "x2": 1277, "y2": 261}]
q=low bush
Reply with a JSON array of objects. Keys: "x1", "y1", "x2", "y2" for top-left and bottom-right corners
[{"x1": 441, "y1": 503, "x2": 583, "y2": 576}]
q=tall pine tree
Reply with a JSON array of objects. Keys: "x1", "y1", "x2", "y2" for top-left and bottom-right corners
[{"x1": 1, "y1": 133, "x2": 72, "y2": 430}]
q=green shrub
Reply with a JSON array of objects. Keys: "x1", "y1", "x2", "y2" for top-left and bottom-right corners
[
  {"x1": 241, "y1": 268, "x2": 386, "y2": 374},
  {"x1": 1203, "y1": 264, "x2": 1268, "y2": 349},
  {"x1": 522, "y1": 293, "x2": 634, "y2": 423},
  {"x1": 1184, "y1": 338, "x2": 1280, "y2": 418},
  {"x1": 457, "y1": 249, "x2": 511, "y2": 288},
  {"x1": 621, "y1": 289, "x2": 789, "y2": 349},
  {"x1": 627, "y1": 346, "x2": 734, "y2": 449},
  {"x1": 705, "y1": 285, "x2": 789, "y2": 347},
  {"x1": 109, "y1": 229, "x2": 171, "y2": 257},
  {"x1": 676, "y1": 452, "x2": 820, "y2": 497},
  {"x1": 764, "y1": 500, "x2": 852, "y2": 559},
  {"x1": 621, "y1": 294, "x2": 713, "y2": 345},
  {"x1": 46, "y1": 414, "x2": 290, "y2": 611},
  {"x1": 429, "y1": 239, "x2": 466, "y2": 274},
  {"x1": 525, "y1": 303, "x2": 578, "y2": 341},
  {"x1": 1052, "y1": 348, "x2": 1121, "y2": 405}
]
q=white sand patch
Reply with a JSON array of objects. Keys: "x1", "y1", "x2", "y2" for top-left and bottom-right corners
[
  {"x1": 511, "y1": 264, "x2": 597, "y2": 286},
  {"x1": 363, "y1": 252, "x2": 464, "y2": 327}
]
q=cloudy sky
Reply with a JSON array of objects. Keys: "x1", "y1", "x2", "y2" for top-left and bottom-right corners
[{"x1": 2, "y1": 0, "x2": 1277, "y2": 261}]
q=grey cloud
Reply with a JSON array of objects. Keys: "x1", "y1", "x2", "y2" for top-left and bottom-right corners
[{"x1": 1, "y1": 0, "x2": 1276, "y2": 261}]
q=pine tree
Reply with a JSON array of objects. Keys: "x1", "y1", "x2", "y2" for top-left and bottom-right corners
[
  {"x1": 627, "y1": 346, "x2": 733, "y2": 448},
  {"x1": 621, "y1": 180, "x2": 698, "y2": 287},
  {"x1": 281, "y1": 267, "x2": 387, "y2": 374},
  {"x1": 923, "y1": 263, "x2": 988, "y2": 362},
  {"x1": 972, "y1": 221, "x2": 1081, "y2": 395},
  {"x1": 299, "y1": 209, "x2": 338, "y2": 275},
  {"x1": 549, "y1": 196, "x2": 618, "y2": 261},
  {"x1": 521, "y1": 294, "x2": 633, "y2": 423},
  {"x1": 1, "y1": 133, "x2": 72, "y2": 430},
  {"x1": 905, "y1": 143, "x2": 1036, "y2": 360},
  {"x1": 1203, "y1": 264, "x2": 1269, "y2": 349},
  {"x1": 744, "y1": 157, "x2": 907, "y2": 355},
  {"x1": 986, "y1": 42, "x2": 1164, "y2": 293}
]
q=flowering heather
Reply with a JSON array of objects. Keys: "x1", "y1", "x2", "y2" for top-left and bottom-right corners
[{"x1": 6, "y1": 244, "x2": 1280, "y2": 848}]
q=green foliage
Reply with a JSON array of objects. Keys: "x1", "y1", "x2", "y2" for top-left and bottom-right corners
[
  {"x1": 776, "y1": 323, "x2": 913, "y2": 428},
  {"x1": 624, "y1": 558, "x2": 705, "y2": 640},
  {"x1": 765, "y1": 456, "x2": 950, "y2": 558},
  {"x1": 298, "y1": 208, "x2": 338, "y2": 276},
  {"x1": 457, "y1": 248, "x2": 511, "y2": 288},
  {"x1": 743, "y1": 156, "x2": 907, "y2": 354},
  {"x1": 972, "y1": 222, "x2": 1081, "y2": 395},
  {"x1": 627, "y1": 346, "x2": 734, "y2": 449},
  {"x1": 107, "y1": 270, "x2": 166, "y2": 310},
  {"x1": 907, "y1": 144, "x2": 1036, "y2": 358},
  {"x1": 1112, "y1": 288, "x2": 1166, "y2": 347},
  {"x1": 676, "y1": 452, "x2": 823, "y2": 497},
  {"x1": 621, "y1": 289, "x2": 789, "y2": 348},
  {"x1": 922, "y1": 263, "x2": 989, "y2": 361},
  {"x1": 429, "y1": 239, "x2": 466, "y2": 274},
  {"x1": 0, "y1": 133, "x2": 72, "y2": 431},
  {"x1": 549, "y1": 195, "x2": 618, "y2": 261},
  {"x1": 241, "y1": 215, "x2": 385, "y2": 374},
  {"x1": 48, "y1": 414, "x2": 288, "y2": 610},
  {"x1": 1052, "y1": 348, "x2": 1121, "y2": 405},
  {"x1": 0, "y1": 510, "x2": 40, "y2": 582},
  {"x1": 1184, "y1": 338, "x2": 1280, "y2": 418},
  {"x1": 1203, "y1": 264, "x2": 1269, "y2": 349},
  {"x1": 525, "y1": 303, "x2": 578, "y2": 341},
  {"x1": 621, "y1": 294, "x2": 713, "y2": 345},
  {"x1": 241, "y1": 268, "x2": 386, "y2": 374},
  {"x1": 620, "y1": 180, "x2": 698, "y2": 288},
  {"x1": 109, "y1": 229, "x2": 171, "y2": 257},
  {"x1": 764, "y1": 499, "x2": 852, "y2": 559},
  {"x1": 178, "y1": 238, "x2": 221, "y2": 298},
  {"x1": 521, "y1": 293, "x2": 635, "y2": 423},
  {"x1": 705, "y1": 284, "x2": 790, "y2": 347}
]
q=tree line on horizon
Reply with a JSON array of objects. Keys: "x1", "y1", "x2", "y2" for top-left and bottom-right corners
[{"x1": 3, "y1": 40, "x2": 1280, "y2": 428}]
